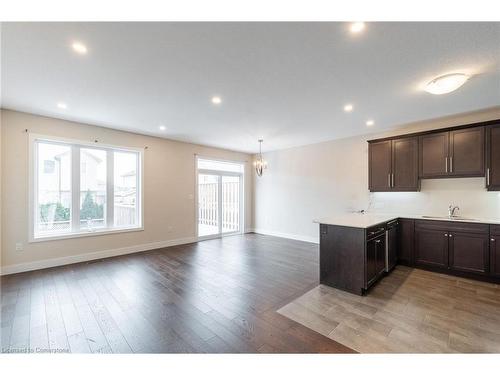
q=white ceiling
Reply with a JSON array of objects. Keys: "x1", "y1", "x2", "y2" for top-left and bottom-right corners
[{"x1": 1, "y1": 22, "x2": 499, "y2": 154}]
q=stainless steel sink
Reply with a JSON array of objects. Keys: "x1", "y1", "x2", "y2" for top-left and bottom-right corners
[{"x1": 421, "y1": 215, "x2": 479, "y2": 221}]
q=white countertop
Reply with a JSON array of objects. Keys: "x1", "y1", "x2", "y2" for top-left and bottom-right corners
[
  {"x1": 314, "y1": 214, "x2": 398, "y2": 229},
  {"x1": 314, "y1": 213, "x2": 500, "y2": 228}
]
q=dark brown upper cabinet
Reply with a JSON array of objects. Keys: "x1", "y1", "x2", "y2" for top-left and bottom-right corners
[
  {"x1": 449, "y1": 127, "x2": 485, "y2": 177},
  {"x1": 392, "y1": 137, "x2": 419, "y2": 190},
  {"x1": 368, "y1": 140, "x2": 392, "y2": 191},
  {"x1": 419, "y1": 127, "x2": 485, "y2": 178},
  {"x1": 419, "y1": 132, "x2": 449, "y2": 178},
  {"x1": 486, "y1": 122, "x2": 500, "y2": 191},
  {"x1": 369, "y1": 137, "x2": 419, "y2": 192}
]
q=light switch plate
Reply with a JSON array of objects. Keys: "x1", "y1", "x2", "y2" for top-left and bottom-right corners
[{"x1": 15, "y1": 243, "x2": 23, "y2": 252}]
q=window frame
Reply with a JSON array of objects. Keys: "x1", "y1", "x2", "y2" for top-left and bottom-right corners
[{"x1": 29, "y1": 133, "x2": 144, "y2": 242}]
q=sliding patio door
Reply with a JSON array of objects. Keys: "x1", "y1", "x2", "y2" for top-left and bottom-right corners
[
  {"x1": 197, "y1": 158, "x2": 243, "y2": 239},
  {"x1": 221, "y1": 175, "x2": 241, "y2": 234}
]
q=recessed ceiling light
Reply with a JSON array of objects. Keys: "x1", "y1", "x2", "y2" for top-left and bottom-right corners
[
  {"x1": 211, "y1": 96, "x2": 222, "y2": 105},
  {"x1": 343, "y1": 104, "x2": 354, "y2": 112},
  {"x1": 57, "y1": 102, "x2": 67, "y2": 109},
  {"x1": 159, "y1": 125, "x2": 166, "y2": 131},
  {"x1": 350, "y1": 22, "x2": 366, "y2": 34},
  {"x1": 71, "y1": 41, "x2": 88, "y2": 55},
  {"x1": 424, "y1": 73, "x2": 469, "y2": 95},
  {"x1": 366, "y1": 120, "x2": 375, "y2": 126}
]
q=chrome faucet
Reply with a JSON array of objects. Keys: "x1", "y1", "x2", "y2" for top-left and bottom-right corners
[{"x1": 448, "y1": 205, "x2": 460, "y2": 218}]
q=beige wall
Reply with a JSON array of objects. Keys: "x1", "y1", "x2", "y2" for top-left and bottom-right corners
[
  {"x1": 254, "y1": 107, "x2": 500, "y2": 243},
  {"x1": 1, "y1": 110, "x2": 253, "y2": 272},
  {"x1": 0, "y1": 110, "x2": 3, "y2": 270}
]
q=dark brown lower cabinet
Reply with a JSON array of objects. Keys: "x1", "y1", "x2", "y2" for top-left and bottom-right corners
[
  {"x1": 414, "y1": 220, "x2": 491, "y2": 276},
  {"x1": 491, "y1": 225, "x2": 500, "y2": 277},
  {"x1": 319, "y1": 224, "x2": 366, "y2": 295},
  {"x1": 414, "y1": 222, "x2": 449, "y2": 269},
  {"x1": 490, "y1": 236, "x2": 500, "y2": 277},
  {"x1": 319, "y1": 219, "x2": 500, "y2": 297},
  {"x1": 448, "y1": 230, "x2": 489, "y2": 274},
  {"x1": 398, "y1": 218, "x2": 414, "y2": 266}
]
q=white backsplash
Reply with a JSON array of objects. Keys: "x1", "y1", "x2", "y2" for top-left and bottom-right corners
[{"x1": 369, "y1": 178, "x2": 500, "y2": 218}]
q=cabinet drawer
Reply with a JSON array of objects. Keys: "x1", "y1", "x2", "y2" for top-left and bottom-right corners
[
  {"x1": 491, "y1": 225, "x2": 500, "y2": 236},
  {"x1": 415, "y1": 219, "x2": 489, "y2": 234}
]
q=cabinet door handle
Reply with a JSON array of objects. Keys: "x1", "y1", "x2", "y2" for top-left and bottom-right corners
[
  {"x1": 444, "y1": 233, "x2": 448, "y2": 237},
  {"x1": 391, "y1": 173, "x2": 394, "y2": 188},
  {"x1": 487, "y1": 168, "x2": 490, "y2": 187},
  {"x1": 492, "y1": 238, "x2": 496, "y2": 242},
  {"x1": 388, "y1": 173, "x2": 391, "y2": 188},
  {"x1": 445, "y1": 157, "x2": 448, "y2": 173},
  {"x1": 449, "y1": 234, "x2": 453, "y2": 238},
  {"x1": 450, "y1": 157, "x2": 453, "y2": 173},
  {"x1": 375, "y1": 240, "x2": 381, "y2": 244}
]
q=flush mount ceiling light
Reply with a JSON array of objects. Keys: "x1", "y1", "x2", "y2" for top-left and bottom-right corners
[
  {"x1": 344, "y1": 104, "x2": 354, "y2": 112},
  {"x1": 350, "y1": 22, "x2": 366, "y2": 34},
  {"x1": 253, "y1": 139, "x2": 268, "y2": 177},
  {"x1": 366, "y1": 120, "x2": 375, "y2": 126},
  {"x1": 71, "y1": 41, "x2": 88, "y2": 55},
  {"x1": 159, "y1": 125, "x2": 166, "y2": 131},
  {"x1": 57, "y1": 102, "x2": 67, "y2": 109},
  {"x1": 211, "y1": 96, "x2": 222, "y2": 105},
  {"x1": 424, "y1": 73, "x2": 470, "y2": 95}
]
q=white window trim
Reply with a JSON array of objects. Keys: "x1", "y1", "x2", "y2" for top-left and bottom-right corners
[
  {"x1": 28, "y1": 133, "x2": 144, "y2": 243},
  {"x1": 194, "y1": 155, "x2": 245, "y2": 240}
]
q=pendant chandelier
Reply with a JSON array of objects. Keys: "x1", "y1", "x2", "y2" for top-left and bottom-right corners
[{"x1": 254, "y1": 139, "x2": 268, "y2": 177}]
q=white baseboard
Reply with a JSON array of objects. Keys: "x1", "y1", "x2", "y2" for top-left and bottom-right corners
[
  {"x1": 252, "y1": 228, "x2": 319, "y2": 244},
  {"x1": 1, "y1": 229, "x2": 317, "y2": 275},
  {"x1": 0, "y1": 236, "x2": 197, "y2": 276}
]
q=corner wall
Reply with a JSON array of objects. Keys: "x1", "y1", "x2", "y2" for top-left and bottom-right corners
[
  {"x1": 1, "y1": 110, "x2": 253, "y2": 274},
  {"x1": 253, "y1": 107, "x2": 500, "y2": 244}
]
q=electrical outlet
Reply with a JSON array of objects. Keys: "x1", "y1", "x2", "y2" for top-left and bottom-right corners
[{"x1": 15, "y1": 242, "x2": 23, "y2": 252}]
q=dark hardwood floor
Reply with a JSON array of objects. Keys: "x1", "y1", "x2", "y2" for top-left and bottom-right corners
[{"x1": 1, "y1": 234, "x2": 353, "y2": 353}]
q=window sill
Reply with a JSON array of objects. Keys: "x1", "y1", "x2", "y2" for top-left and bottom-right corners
[{"x1": 30, "y1": 226, "x2": 144, "y2": 243}]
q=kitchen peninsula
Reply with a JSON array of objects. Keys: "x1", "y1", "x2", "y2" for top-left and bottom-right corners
[{"x1": 316, "y1": 213, "x2": 500, "y2": 295}]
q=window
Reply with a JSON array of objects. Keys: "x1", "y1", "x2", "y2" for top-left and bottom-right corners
[
  {"x1": 80, "y1": 148, "x2": 107, "y2": 230},
  {"x1": 31, "y1": 136, "x2": 143, "y2": 241},
  {"x1": 36, "y1": 142, "x2": 72, "y2": 235},
  {"x1": 114, "y1": 151, "x2": 140, "y2": 228}
]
